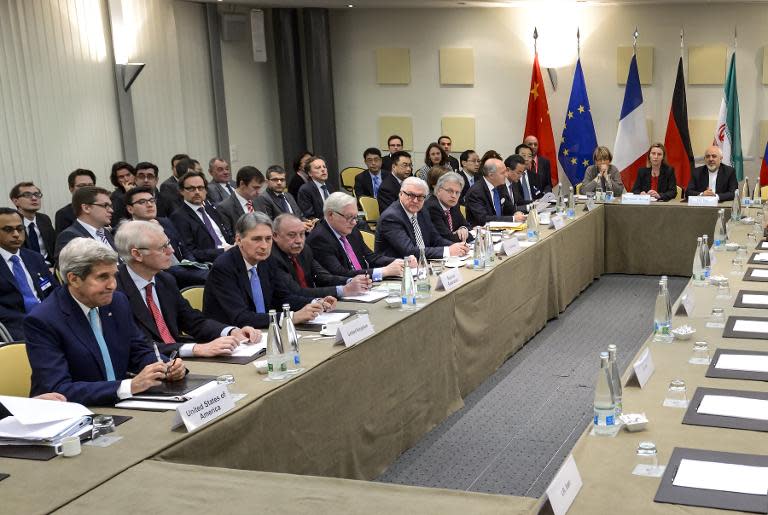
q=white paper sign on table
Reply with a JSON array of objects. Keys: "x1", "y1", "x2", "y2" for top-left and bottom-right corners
[
  {"x1": 551, "y1": 215, "x2": 565, "y2": 230},
  {"x1": 621, "y1": 193, "x2": 651, "y2": 205},
  {"x1": 502, "y1": 237, "x2": 521, "y2": 256},
  {"x1": 679, "y1": 292, "x2": 694, "y2": 316},
  {"x1": 759, "y1": 242, "x2": 768, "y2": 250},
  {"x1": 545, "y1": 454, "x2": 583, "y2": 515},
  {"x1": 688, "y1": 196, "x2": 719, "y2": 207},
  {"x1": 733, "y1": 319, "x2": 768, "y2": 333},
  {"x1": 629, "y1": 348, "x2": 655, "y2": 388},
  {"x1": 697, "y1": 395, "x2": 768, "y2": 421},
  {"x1": 673, "y1": 459, "x2": 768, "y2": 495},
  {"x1": 741, "y1": 294, "x2": 768, "y2": 305},
  {"x1": 435, "y1": 268, "x2": 463, "y2": 291},
  {"x1": 716, "y1": 354, "x2": 768, "y2": 373},
  {"x1": 172, "y1": 383, "x2": 235, "y2": 432},
  {"x1": 334, "y1": 314, "x2": 375, "y2": 347},
  {"x1": 751, "y1": 269, "x2": 768, "y2": 278}
]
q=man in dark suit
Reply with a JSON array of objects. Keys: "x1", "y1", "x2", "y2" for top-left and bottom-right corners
[
  {"x1": 504, "y1": 154, "x2": 535, "y2": 213},
  {"x1": 113, "y1": 220, "x2": 261, "y2": 357},
  {"x1": 24, "y1": 238, "x2": 185, "y2": 406},
  {"x1": 375, "y1": 177, "x2": 469, "y2": 260},
  {"x1": 524, "y1": 135, "x2": 553, "y2": 195},
  {"x1": 307, "y1": 192, "x2": 404, "y2": 279},
  {"x1": 203, "y1": 212, "x2": 327, "y2": 329},
  {"x1": 54, "y1": 186, "x2": 117, "y2": 263},
  {"x1": 458, "y1": 150, "x2": 480, "y2": 203},
  {"x1": 218, "y1": 166, "x2": 264, "y2": 234},
  {"x1": 169, "y1": 171, "x2": 234, "y2": 263},
  {"x1": 206, "y1": 157, "x2": 237, "y2": 205},
  {"x1": 55, "y1": 169, "x2": 96, "y2": 236},
  {"x1": 686, "y1": 145, "x2": 738, "y2": 202},
  {"x1": 10, "y1": 182, "x2": 55, "y2": 267},
  {"x1": 269, "y1": 214, "x2": 370, "y2": 299},
  {"x1": 133, "y1": 161, "x2": 173, "y2": 218},
  {"x1": 0, "y1": 208, "x2": 57, "y2": 340},
  {"x1": 380, "y1": 134, "x2": 403, "y2": 172},
  {"x1": 438, "y1": 136, "x2": 460, "y2": 173},
  {"x1": 354, "y1": 147, "x2": 392, "y2": 201},
  {"x1": 377, "y1": 150, "x2": 413, "y2": 214},
  {"x1": 297, "y1": 156, "x2": 337, "y2": 220},
  {"x1": 424, "y1": 172, "x2": 473, "y2": 243},
  {"x1": 158, "y1": 154, "x2": 189, "y2": 216},
  {"x1": 255, "y1": 165, "x2": 307, "y2": 220},
  {"x1": 465, "y1": 158, "x2": 526, "y2": 227}
]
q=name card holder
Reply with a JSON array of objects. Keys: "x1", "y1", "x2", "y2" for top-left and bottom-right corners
[
  {"x1": 544, "y1": 454, "x2": 583, "y2": 515},
  {"x1": 688, "y1": 196, "x2": 718, "y2": 207},
  {"x1": 551, "y1": 215, "x2": 565, "y2": 230},
  {"x1": 173, "y1": 384, "x2": 235, "y2": 432},
  {"x1": 502, "y1": 237, "x2": 521, "y2": 256},
  {"x1": 621, "y1": 193, "x2": 651, "y2": 205},
  {"x1": 435, "y1": 268, "x2": 463, "y2": 291},
  {"x1": 333, "y1": 314, "x2": 375, "y2": 347},
  {"x1": 626, "y1": 347, "x2": 655, "y2": 388}
]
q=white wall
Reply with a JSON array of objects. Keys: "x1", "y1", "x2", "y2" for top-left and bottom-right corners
[{"x1": 330, "y1": 3, "x2": 768, "y2": 185}]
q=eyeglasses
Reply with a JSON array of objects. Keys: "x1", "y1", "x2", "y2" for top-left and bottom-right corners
[
  {"x1": 129, "y1": 197, "x2": 156, "y2": 206},
  {"x1": 136, "y1": 240, "x2": 173, "y2": 252},
  {"x1": 333, "y1": 211, "x2": 358, "y2": 223},
  {"x1": 16, "y1": 192, "x2": 43, "y2": 199},
  {"x1": 268, "y1": 177, "x2": 286, "y2": 182},
  {"x1": 135, "y1": 173, "x2": 156, "y2": 180},
  {"x1": 182, "y1": 186, "x2": 206, "y2": 192},
  {"x1": 88, "y1": 202, "x2": 113, "y2": 210},
  {"x1": 401, "y1": 191, "x2": 426, "y2": 202},
  {"x1": 440, "y1": 187, "x2": 462, "y2": 196}
]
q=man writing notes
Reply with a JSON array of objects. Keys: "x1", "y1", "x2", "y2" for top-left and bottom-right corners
[
  {"x1": 25, "y1": 238, "x2": 185, "y2": 406},
  {"x1": 465, "y1": 158, "x2": 526, "y2": 227},
  {"x1": 685, "y1": 145, "x2": 738, "y2": 202}
]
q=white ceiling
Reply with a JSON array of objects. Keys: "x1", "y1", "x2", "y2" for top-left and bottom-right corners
[{"x1": 196, "y1": 0, "x2": 768, "y2": 8}]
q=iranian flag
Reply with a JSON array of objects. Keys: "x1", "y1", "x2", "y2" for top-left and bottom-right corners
[{"x1": 713, "y1": 52, "x2": 743, "y2": 180}]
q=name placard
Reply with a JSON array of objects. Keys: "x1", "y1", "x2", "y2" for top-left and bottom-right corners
[
  {"x1": 621, "y1": 193, "x2": 651, "y2": 205},
  {"x1": 539, "y1": 212, "x2": 551, "y2": 226},
  {"x1": 628, "y1": 347, "x2": 655, "y2": 388},
  {"x1": 545, "y1": 454, "x2": 583, "y2": 515},
  {"x1": 502, "y1": 237, "x2": 521, "y2": 256},
  {"x1": 435, "y1": 268, "x2": 463, "y2": 291},
  {"x1": 551, "y1": 215, "x2": 565, "y2": 230},
  {"x1": 173, "y1": 384, "x2": 234, "y2": 432},
  {"x1": 688, "y1": 195, "x2": 718, "y2": 207},
  {"x1": 335, "y1": 314, "x2": 375, "y2": 347}
]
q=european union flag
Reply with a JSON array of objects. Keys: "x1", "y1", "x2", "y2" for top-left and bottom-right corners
[{"x1": 558, "y1": 59, "x2": 597, "y2": 186}]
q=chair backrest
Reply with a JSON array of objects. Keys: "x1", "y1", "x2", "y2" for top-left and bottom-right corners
[
  {"x1": 459, "y1": 205, "x2": 467, "y2": 219},
  {"x1": 359, "y1": 196, "x2": 380, "y2": 222},
  {"x1": 180, "y1": 286, "x2": 204, "y2": 311},
  {"x1": 675, "y1": 185, "x2": 682, "y2": 200},
  {"x1": 575, "y1": 182, "x2": 582, "y2": 195},
  {"x1": 0, "y1": 342, "x2": 32, "y2": 397},
  {"x1": 340, "y1": 167, "x2": 365, "y2": 193},
  {"x1": 360, "y1": 230, "x2": 375, "y2": 250}
]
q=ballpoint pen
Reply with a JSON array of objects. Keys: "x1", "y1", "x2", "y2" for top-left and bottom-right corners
[
  {"x1": 166, "y1": 350, "x2": 178, "y2": 376},
  {"x1": 152, "y1": 342, "x2": 163, "y2": 363}
]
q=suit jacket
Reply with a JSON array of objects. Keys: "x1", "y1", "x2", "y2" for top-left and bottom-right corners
[
  {"x1": 581, "y1": 164, "x2": 626, "y2": 197},
  {"x1": 207, "y1": 181, "x2": 237, "y2": 205},
  {"x1": 381, "y1": 154, "x2": 394, "y2": 172},
  {"x1": 158, "y1": 176, "x2": 182, "y2": 215},
  {"x1": 504, "y1": 180, "x2": 532, "y2": 213},
  {"x1": 268, "y1": 244, "x2": 348, "y2": 299},
  {"x1": 531, "y1": 156, "x2": 553, "y2": 195},
  {"x1": 447, "y1": 155, "x2": 460, "y2": 173},
  {"x1": 376, "y1": 173, "x2": 403, "y2": 214},
  {"x1": 24, "y1": 288, "x2": 157, "y2": 405},
  {"x1": 354, "y1": 169, "x2": 391, "y2": 199},
  {"x1": 297, "y1": 181, "x2": 336, "y2": 219},
  {"x1": 22, "y1": 212, "x2": 55, "y2": 266},
  {"x1": 375, "y1": 202, "x2": 452, "y2": 259},
  {"x1": 632, "y1": 166, "x2": 677, "y2": 201},
  {"x1": 110, "y1": 189, "x2": 129, "y2": 225},
  {"x1": 306, "y1": 219, "x2": 395, "y2": 278},
  {"x1": 0, "y1": 249, "x2": 57, "y2": 340},
  {"x1": 686, "y1": 164, "x2": 738, "y2": 202},
  {"x1": 169, "y1": 201, "x2": 234, "y2": 263},
  {"x1": 423, "y1": 195, "x2": 471, "y2": 243},
  {"x1": 115, "y1": 265, "x2": 226, "y2": 353},
  {"x1": 217, "y1": 193, "x2": 247, "y2": 235},
  {"x1": 203, "y1": 246, "x2": 308, "y2": 329},
  {"x1": 54, "y1": 204, "x2": 76, "y2": 236},
  {"x1": 458, "y1": 170, "x2": 477, "y2": 203},
  {"x1": 254, "y1": 189, "x2": 303, "y2": 220},
  {"x1": 54, "y1": 221, "x2": 116, "y2": 262},
  {"x1": 464, "y1": 179, "x2": 518, "y2": 227},
  {"x1": 288, "y1": 172, "x2": 308, "y2": 199},
  {"x1": 155, "y1": 217, "x2": 193, "y2": 262}
]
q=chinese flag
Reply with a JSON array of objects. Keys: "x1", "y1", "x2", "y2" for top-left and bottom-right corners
[{"x1": 524, "y1": 53, "x2": 558, "y2": 187}]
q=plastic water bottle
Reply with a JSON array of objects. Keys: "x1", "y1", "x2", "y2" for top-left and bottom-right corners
[
  {"x1": 661, "y1": 275, "x2": 672, "y2": 318},
  {"x1": 473, "y1": 227, "x2": 486, "y2": 269},
  {"x1": 692, "y1": 237, "x2": 704, "y2": 286},
  {"x1": 753, "y1": 181, "x2": 762, "y2": 207},
  {"x1": 701, "y1": 234, "x2": 711, "y2": 279},
  {"x1": 281, "y1": 304, "x2": 302, "y2": 374},
  {"x1": 567, "y1": 186, "x2": 576, "y2": 219},
  {"x1": 266, "y1": 310, "x2": 287, "y2": 380},
  {"x1": 416, "y1": 248, "x2": 431, "y2": 298},
  {"x1": 713, "y1": 209, "x2": 726, "y2": 251},
  {"x1": 527, "y1": 205, "x2": 540, "y2": 242},
  {"x1": 401, "y1": 256, "x2": 416, "y2": 308},
  {"x1": 719, "y1": 208, "x2": 729, "y2": 244},
  {"x1": 653, "y1": 280, "x2": 673, "y2": 343},
  {"x1": 555, "y1": 183, "x2": 564, "y2": 214},
  {"x1": 484, "y1": 223, "x2": 495, "y2": 268},
  {"x1": 607, "y1": 344, "x2": 623, "y2": 418},
  {"x1": 593, "y1": 352, "x2": 616, "y2": 435},
  {"x1": 731, "y1": 188, "x2": 741, "y2": 221},
  {"x1": 741, "y1": 178, "x2": 751, "y2": 208}
]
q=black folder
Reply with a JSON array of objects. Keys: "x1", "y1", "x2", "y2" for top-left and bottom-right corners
[
  {"x1": 682, "y1": 387, "x2": 768, "y2": 432},
  {"x1": 187, "y1": 349, "x2": 265, "y2": 365},
  {"x1": 141, "y1": 374, "x2": 218, "y2": 397},
  {"x1": 294, "y1": 309, "x2": 358, "y2": 332},
  {"x1": 741, "y1": 268, "x2": 768, "y2": 282},
  {"x1": 747, "y1": 253, "x2": 768, "y2": 265},
  {"x1": 706, "y1": 349, "x2": 768, "y2": 382},
  {"x1": 723, "y1": 316, "x2": 768, "y2": 340},
  {"x1": 734, "y1": 290, "x2": 768, "y2": 309}
]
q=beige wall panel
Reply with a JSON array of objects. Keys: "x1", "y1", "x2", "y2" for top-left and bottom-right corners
[
  {"x1": 376, "y1": 48, "x2": 411, "y2": 85},
  {"x1": 379, "y1": 117, "x2": 414, "y2": 151},
  {"x1": 439, "y1": 48, "x2": 474, "y2": 86},
  {"x1": 441, "y1": 117, "x2": 476, "y2": 150},
  {"x1": 763, "y1": 48, "x2": 768, "y2": 85},
  {"x1": 617, "y1": 46, "x2": 653, "y2": 85},
  {"x1": 689, "y1": 119, "x2": 717, "y2": 155},
  {"x1": 688, "y1": 45, "x2": 727, "y2": 85},
  {"x1": 759, "y1": 121, "x2": 768, "y2": 152}
]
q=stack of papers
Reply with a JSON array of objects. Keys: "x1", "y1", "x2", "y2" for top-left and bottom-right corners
[
  {"x1": 230, "y1": 334, "x2": 267, "y2": 357},
  {"x1": 716, "y1": 354, "x2": 768, "y2": 373},
  {"x1": 697, "y1": 395, "x2": 768, "y2": 421},
  {"x1": 0, "y1": 396, "x2": 93, "y2": 447},
  {"x1": 673, "y1": 459, "x2": 768, "y2": 495},
  {"x1": 305, "y1": 312, "x2": 352, "y2": 326}
]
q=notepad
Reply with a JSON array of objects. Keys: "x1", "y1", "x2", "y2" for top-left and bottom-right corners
[
  {"x1": 750, "y1": 269, "x2": 768, "y2": 278},
  {"x1": 753, "y1": 253, "x2": 768, "y2": 262},
  {"x1": 230, "y1": 334, "x2": 267, "y2": 357},
  {"x1": 716, "y1": 354, "x2": 768, "y2": 373},
  {"x1": 733, "y1": 319, "x2": 768, "y2": 333},
  {"x1": 342, "y1": 290, "x2": 388, "y2": 303},
  {"x1": 696, "y1": 395, "x2": 768, "y2": 421},
  {"x1": 673, "y1": 459, "x2": 768, "y2": 495},
  {"x1": 306, "y1": 312, "x2": 352, "y2": 325},
  {"x1": 741, "y1": 294, "x2": 768, "y2": 305}
]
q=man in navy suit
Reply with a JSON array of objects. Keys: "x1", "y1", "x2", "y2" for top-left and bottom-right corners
[
  {"x1": 307, "y1": 192, "x2": 404, "y2": 279},
  {"x1": 523, "y1": 135, "x2": 553, "y2": 195},
  {"x1": 297, "y1": 156, "x2": 337, "y2": 219},
  {"x1": 375, "y1": 177, "x2": 469, "y2": 260},
  {"x1": 354, "y1": 147, "x2": 391, "y2": 201},
  {"x1": 686, "y1": 145, "x2": 738, "y2": 202},
  {"x1": 424, "y1": 172, "x2": 473, "y2": 243},
  {"x1": 114, "y1": 220, "x2": 261, "y2": 357},
  {"x1": 465, "y1": 158, "x2": 525, "y2": 227},
  {"x1": 504, "y1": 154, "x2": 535, "y2": 213},
  {"x1": 54, "y1": 169, "x2": 96, "y2": 236},
  {"x1": 54, "y1": 186, "x2": 117, "y2": 263},
  {"x1": 217, "y1": 166, "x2": 264, "y2": 235},
  {"x1": 203, "y1": 212, "x2": 326, "y2": 329},
  {"x1": 377, "y1": 151, "x2": 414, "y2": 214},
  {"x1": 24, "y1": 238, "x2": 185, "y2": 406},
  {"x1": 254, "y1": 166, "x2": 314, "y2": 231},
  {"x1": 10, "y1": 182, "x2": 56, "y2": 268},
  {"x1": 0, "y1": 208, "x2": 57, "y2": 340},
  {"x1": 381, "y1": 134, "x2": 403, "y2": 172},
  {"x1": 170, "y1": 171, "x2": 234, "y2": 263}
]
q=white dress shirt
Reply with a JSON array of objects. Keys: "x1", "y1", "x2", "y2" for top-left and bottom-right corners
[
  {"x1": 23, "y1": 216, "x2": 47, "y2": 260},
  {"x1": 185, "y1": 200, "x2": 227, "y2": 247},
  {"x1": 0, "y1": 247, "x2": 38, "y2": 300}
]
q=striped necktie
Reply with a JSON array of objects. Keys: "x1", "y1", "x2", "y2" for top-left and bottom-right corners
[{"x1": 410, "y1": 215, "x2": 425, "y2": 250}]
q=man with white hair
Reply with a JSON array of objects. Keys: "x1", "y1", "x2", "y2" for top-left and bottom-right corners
[
  {"x1": 25, "y1": 238, "x2": 185, "y2": 406},
  {"x1": 424, "y1": 172, "x2": 473, "y2": 243},
  {"x1": 465, "y1": 158, "x2": 523, "y2": 226},
  {"x1": 685, "y1": 145, "x2": 738, "y2": 201},
  {"x1": 375, "y1": 177, "x2": 469, "y2": 259},
  {"x1": 114, "y1": 221, "x2": 261, "y2": 357}
]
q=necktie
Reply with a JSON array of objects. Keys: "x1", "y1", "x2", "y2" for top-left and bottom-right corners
[
  {"x1": 492, "y1": 188, "x2": 502, "y2": 217},
  {"x1": 9, "y1": 255, "x2": 39, "y2": 313},
  {"x1": 372, "y1": 175, "x2": 381, "y2": 198},
  {"x1": 410, "y1": 216, "x2": 425, "y2": 250},
  {"x1": 95, "y1": 228, "x2": 110, "y2": 246},
  {"x1": 249, "y1": 267, "x2": 266, "y2": 313},
  {"x1": 321, "y1": 184, "x2": 330, "y2": 200},
  {"x1": 522, "y1": 174, "x2": 532, "y2": 202},
  {"x1": 198, "y1": 207, "x2": 222, "y2": 246},
  {"x1": 145, "y1": 284, "x2": 174, "y2": 344},
  {"x1": 246, "y1": 200, "x2": 254, "y2": 213},
  {"x1": 225, "y1": 183, "x2": 234, "y2": 196},
  {"x1": 445, "y1": 209, "x2": 453, "y2": 232},
  {"x1": 508, "y1": 184, "x2": 516, "y2": 205},
  {"x1": 27, "y1": 222, "x2": 41, "y2": 253},
  {"x1": 276, "y1": 194, "x2": 291, "y2": 213},
  {"x1": 290, "y1": 255, "x2": 309, "y2": 288},
  {"x1": 87, "y1": 308, "x2": 116, "y2": 381},
  {"x1": 340, "y1": 235, "x2": 362, "y2": 270}
]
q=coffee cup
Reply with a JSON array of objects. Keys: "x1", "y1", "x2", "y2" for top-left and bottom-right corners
[
  {"x1": 320, "y1": 321, "x2": 342, "y2": 336},
  {"x1": 56, "y1": 435, "x2": 81, "y2": 457}
]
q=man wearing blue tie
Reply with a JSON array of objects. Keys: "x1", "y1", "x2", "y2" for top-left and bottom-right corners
[
  {"x1": 464, "y1": 158, "x2": 522, "y2": 227},
  {"x1": 0, "y1": 208, "x2": 57, "y2": 340},
  {"x1": 24, "y1": 238, "x2": 185, "y2": 406},
  {"x1": 354, "y1": 147, "x2": 391, "y2": 201}
]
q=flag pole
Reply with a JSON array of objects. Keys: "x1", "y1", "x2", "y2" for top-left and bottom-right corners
[
  {"x1": 577, "y1": 27, "x2": 580, "y2": 60},
  {"x1": 680, "y1": 27, "x2": 684, "y2": 59},
  {"x1": 633, "y1": 27, "x2": 638, "y2": 54},
  {"x1": 733, "y1": 25, "x2": 737, "y2": 50},
  {"x1": 533, "y1": 26, "x2": 538, "y2": 54}
]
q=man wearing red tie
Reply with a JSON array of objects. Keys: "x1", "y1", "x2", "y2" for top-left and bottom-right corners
[{"x1": 523, "y1": 135, "x2": 553, "y2": 195}]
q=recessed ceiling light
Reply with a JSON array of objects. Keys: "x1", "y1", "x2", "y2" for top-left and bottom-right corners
[{"x1": 347, "y1": 3, "x2": 354, "y2": 7}]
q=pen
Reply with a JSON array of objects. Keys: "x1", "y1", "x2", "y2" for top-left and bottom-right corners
[
  {"x1": 166, "y1": 350, "x2": 178, "y2": 375},
  {"x1": 152, "y1": 342, "x2": 163, "y2": 363}
]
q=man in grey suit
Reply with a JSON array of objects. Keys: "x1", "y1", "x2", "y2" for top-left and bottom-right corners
[
  {"x1": 206, "y1": 157, "x2": 236, "y2": 204},
  {"x1": 218, "y1": 166, "x2": 265, "y2": 234},
  {"x1": 254, "y1": 166, "x2": 315, "y2": 231}
]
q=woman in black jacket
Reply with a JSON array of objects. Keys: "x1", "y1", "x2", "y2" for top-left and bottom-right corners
[{"x1": 632, "y1": 143, "x2": 677, "y2": 201}]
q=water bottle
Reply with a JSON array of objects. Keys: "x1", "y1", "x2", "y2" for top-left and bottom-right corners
[
  {"x1": 473, "y1": 227, "x2": 486, "y2": 269},
  {"x1": 713, "y1": 209, "x2": 726, "y2": 251},
  {"x1": 653, "y1": 280, "x2": 673, "y2": 342},
  {"x1": 593, "y1": 352, "x2": 616, "y2": 435},
  {"x1": 701, "y1": 234, "x2": 711, "y2": 279},
  {"x1": 720, "y1": 208, "x2": 730, "y2": 243},
  {"x1": 527, "y1": 205, "x2": 540, "y2": 242},
  {"x1": 753, "y1": 180, "x2": 763, "y2": 207},
  {"x1": 741, "y1": 178, "x2": 751, "y2": 208},
  {"x1": 661, "y1": 275, "x2": 672, "y2": 319},
  {"x1": 416, "y1": 248, "x2": 431, "y2": 298},
  {"x1": 555, "y1": 183, "x2": 564, "y2": 214},
  {"x1": 692, "y1": 237, "x2": 704, "y2": 286},
  {"x1": 401, "y1": 256, "x2": 416, "y2": 307},
  {"x1": 607, "y1": 344, "x2": 623, "y2": 417},
  {"x1": 567, "y1": 186, "x2": 576, "y2": 219},
  {"x1": 281, "y1": 304, "x2": 301, "y2": 373},
  {"x1": 484, "y1": 223, "x2": 495, "y2": 268},
  {"x1": 731, "y1": 188, "x2": 741, "y2": 221},
  {"x1": 266, "y1": 310, "x2": 287, "y2": 380}
]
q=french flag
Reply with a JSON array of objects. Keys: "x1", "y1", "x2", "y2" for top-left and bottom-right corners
[{"x1": 613, "y1": 54, "x2": 649, "y2": 190}]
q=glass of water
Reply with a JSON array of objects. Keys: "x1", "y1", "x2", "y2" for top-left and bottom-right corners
[
  {"x1": 664, "y1": 379, "x2": 688, "y2": 408},
  {"x1": 689, "y1": 341, "x2": 711, "y2": 365},
  {"x1": 635, "y1": 441, "x2": 659, "y2": 470}
]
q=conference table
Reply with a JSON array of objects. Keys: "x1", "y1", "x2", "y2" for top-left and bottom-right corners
[{"x1": 5, "y1": 199, "x2": 754, "y2": 515}]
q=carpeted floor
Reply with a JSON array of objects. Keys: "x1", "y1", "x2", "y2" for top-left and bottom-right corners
[{"x1": 376, "y1": 274, "x2": 688, "y2": 498}]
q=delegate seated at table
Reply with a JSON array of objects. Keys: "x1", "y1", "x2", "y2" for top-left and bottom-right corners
[
  {"x1": 632, "y1": 143, "x2": 677, "y2": 201},
  {"x1": 24, "y1": 238, "x2": 185, "y2": 406},
  {"x1": 685, "y1": 145, "x2": 738, "y2": 202},
  {"x1": 580, "y1": 146, "x2": 625, "y2": 198}
]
